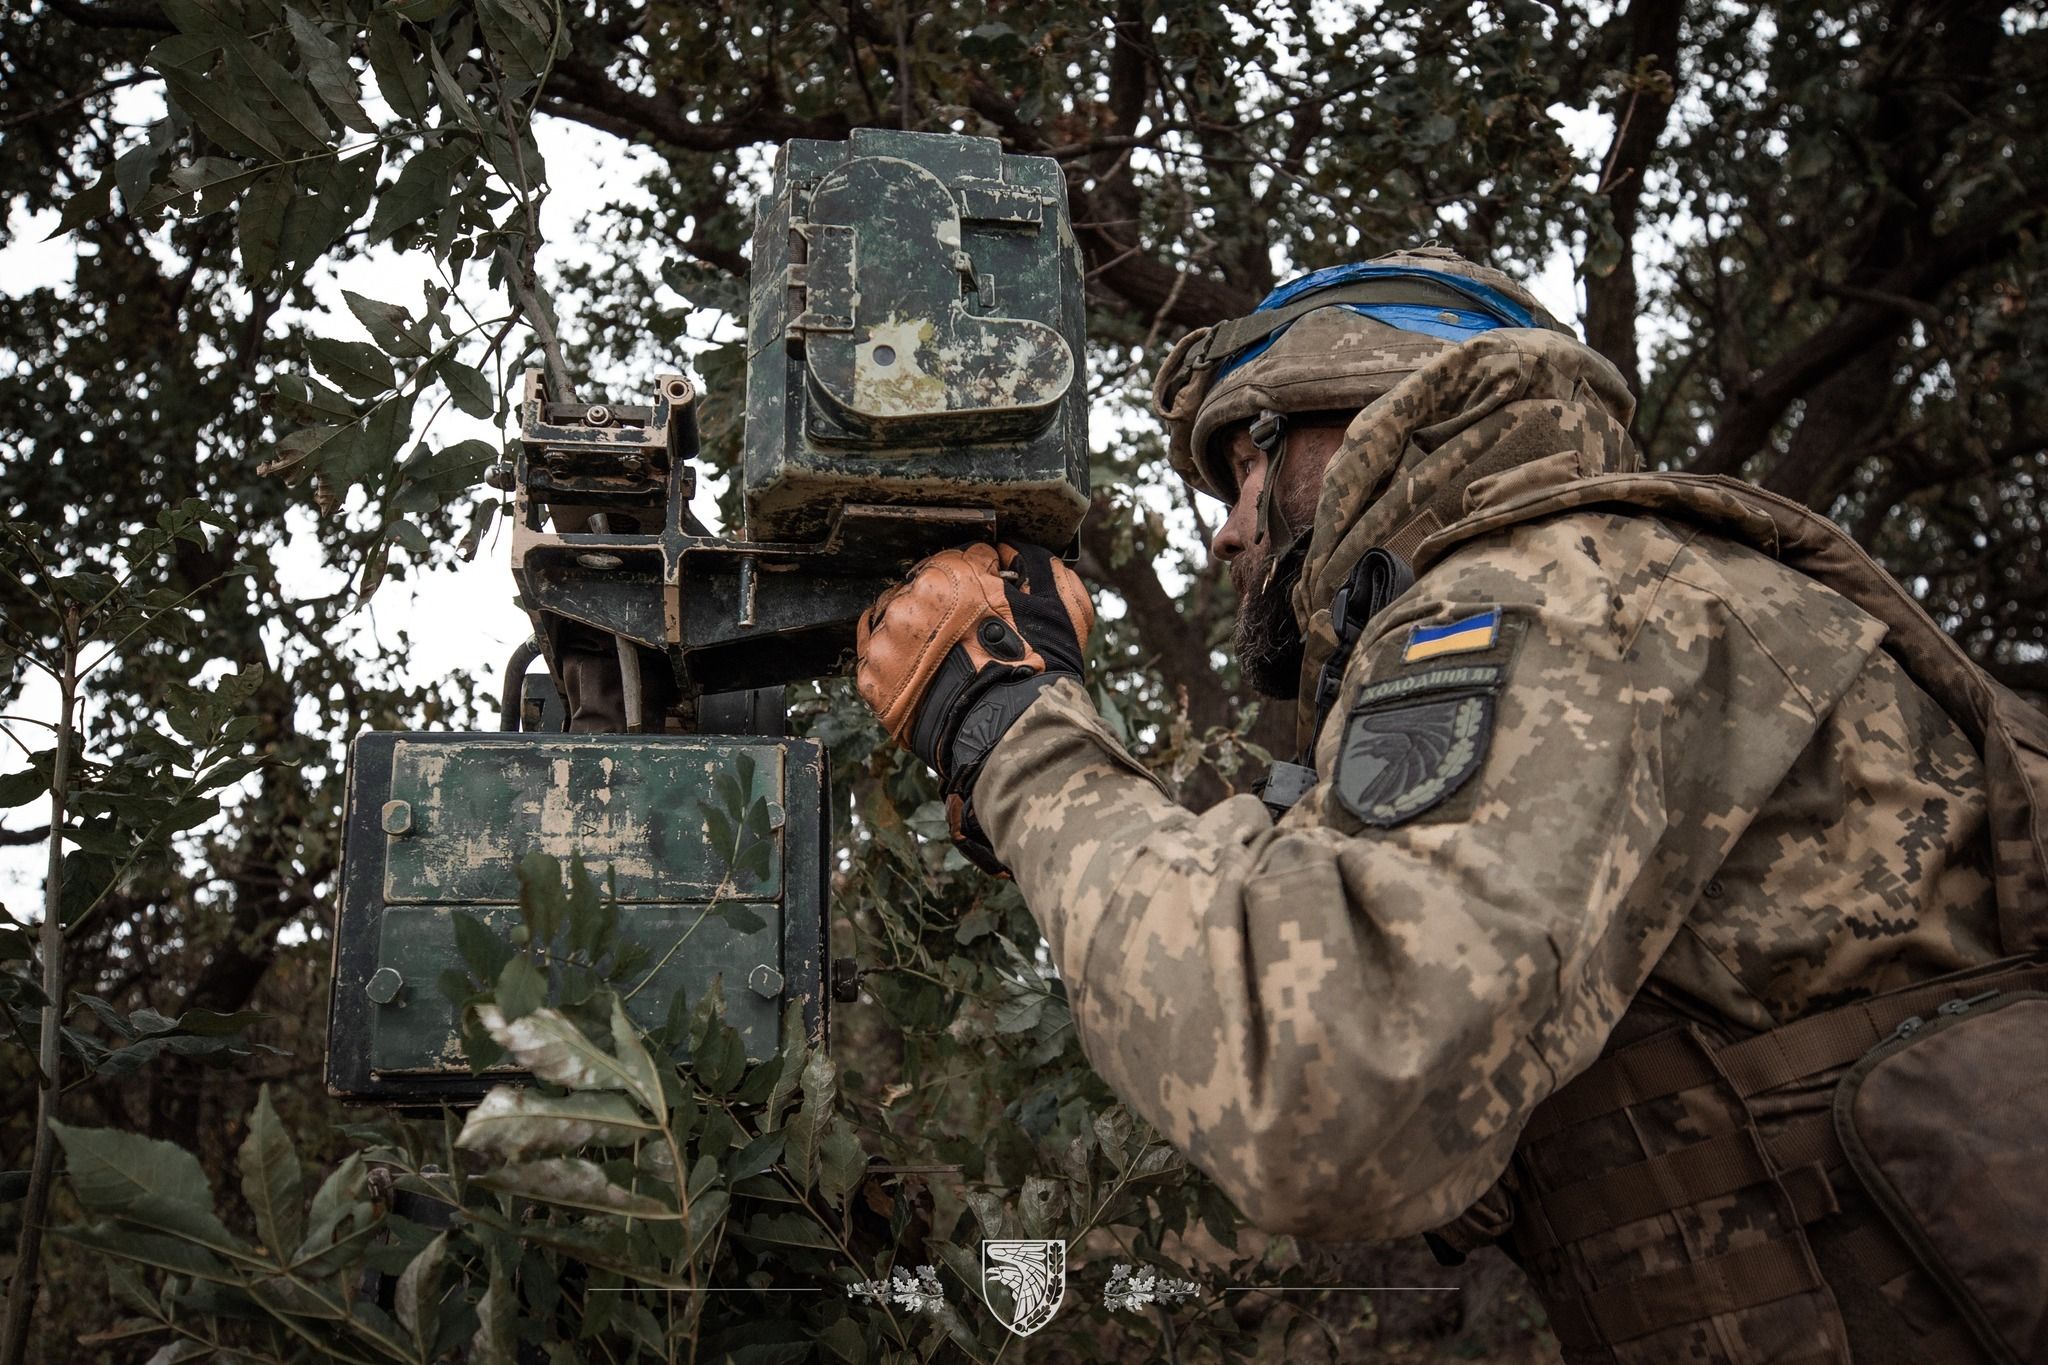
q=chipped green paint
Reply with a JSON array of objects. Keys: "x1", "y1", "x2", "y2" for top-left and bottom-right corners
[
  {"x1": 369, "y1": 903, "x2": 782, "y2": 1074},
  {"x1": 327, "y1": 732, "x2": 829, "y2": 1104},
  {"x1": 744, "y1": 128, "x2": 1089, "y2": 546},
  {"x1": 383, "y1": 738, "x2": 782, "y2": 904}
]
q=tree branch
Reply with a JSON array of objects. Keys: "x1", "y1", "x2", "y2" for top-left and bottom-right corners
[
  {"x1": 1582, "y1": 0, "x2": 1683, "y2": 400},
  {"x1": 1692, "y1": 194, "x2": 2041, "y2": 477}
]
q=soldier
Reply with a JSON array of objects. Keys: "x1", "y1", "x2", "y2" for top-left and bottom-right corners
[{"x1": 853, "y1": 247, "x2": 2048, "y2": 1364}]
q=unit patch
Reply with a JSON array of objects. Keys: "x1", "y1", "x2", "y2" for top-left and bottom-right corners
[
  {"x1": 1403, "y1": 607, "x2": 1499, "y2": 663},
  {"x1": 1335, "y1": 663, "x2": 1503, "y2": 828}
]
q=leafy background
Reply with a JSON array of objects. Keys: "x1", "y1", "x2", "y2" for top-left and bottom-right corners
[{"x1": 0, "y1": 0, "x2": 2041, "y2": 1360}]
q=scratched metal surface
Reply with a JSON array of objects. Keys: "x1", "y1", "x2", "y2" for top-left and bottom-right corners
[
  {"x1": 327, "y1": 733, "x2": 830, "y2": 1104},
  {"x1": 382, "y1": 737, "x2": 784, "y2": 903},
  {"x1": 370, "y1": 902, "x2": 782, "y2": 1074},
  {"x1": 743, "y1": 127, "x2": 1089, "y2": 545}
]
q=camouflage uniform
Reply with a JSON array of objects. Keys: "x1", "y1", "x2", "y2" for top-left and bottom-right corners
[{"x1": 972, "y1": 322, "x2": 2040, "y2": 1362}]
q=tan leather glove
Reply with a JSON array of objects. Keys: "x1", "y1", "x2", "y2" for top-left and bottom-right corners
[{"x1": 856, "y1": 541, "x2": 1094, "y2": 871}]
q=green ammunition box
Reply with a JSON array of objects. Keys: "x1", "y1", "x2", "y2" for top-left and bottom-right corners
[
  {"x1": 744, "y1": 127, "x2": 1089, "y2": 546},
  {"x1": 326, "y1": 732, "x2": 828, "y2": 1105}
]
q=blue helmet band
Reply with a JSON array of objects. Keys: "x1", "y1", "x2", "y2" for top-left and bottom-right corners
[{"x1": 1203, "y1": 263, "x2": 1536, "y2": 379}]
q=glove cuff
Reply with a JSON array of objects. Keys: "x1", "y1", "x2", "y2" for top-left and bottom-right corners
[
  {"x1": 944, "y1": 671, "x2": 1064, "y2": 800},
  {"x1": 938, "y1": 671, "x2": 1065, "y2": 875}
]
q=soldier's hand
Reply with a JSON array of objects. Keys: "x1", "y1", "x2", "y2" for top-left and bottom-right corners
[{"x1": 856, "y1": 541, "x2": 1093, "y2": 870}]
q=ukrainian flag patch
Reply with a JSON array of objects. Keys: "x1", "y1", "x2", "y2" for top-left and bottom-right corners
[{"x1": 1403, "y1": 608, "x2": 1500, "y2": 663}]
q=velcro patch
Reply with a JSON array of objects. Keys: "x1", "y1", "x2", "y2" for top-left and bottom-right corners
[
  {"x1": 1403, "y1": 607, "x2": 1498, "y2": 663},
  {"x1": 1335, "y1": 695, "x2": 1494, "y2": 827}
]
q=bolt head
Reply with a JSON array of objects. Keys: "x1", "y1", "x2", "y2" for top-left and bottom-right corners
[
  {"x1": 748, "y1": 964, "x2": 785, "y2": 1000},
  {"x1": 380, "y1": 800, "x2": 413, "y2": 835},
  {"x1": 367, "y1": 967, "x2": 405, "y2": 1005}
]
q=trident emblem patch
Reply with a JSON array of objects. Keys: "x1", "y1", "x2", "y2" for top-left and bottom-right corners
[{"x1": 980, "y1": 1239, "x2": 1067, "y2": 1335}]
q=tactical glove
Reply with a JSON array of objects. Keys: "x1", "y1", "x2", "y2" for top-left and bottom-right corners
[{"x1": 855, "y1": 541, "x2": 1094, "y2": 872}]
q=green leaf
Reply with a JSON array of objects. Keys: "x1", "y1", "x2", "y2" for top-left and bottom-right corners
[
  {"x1": 474, "y1": 1004, "x2": 643, "y2": 1093},
  {"x1": 286, "y1": 7, "x2": 376, "y2": 134},
  {"x1": 0, "y1": 760, "x2": 48, "y2": 809},
  {"x1": 472, "y1": 1158, "x2": 682, "y2": 1219},
  {"x1": 114, "y1": 138, "x2": 166, "y2": 216},
  {"x1": 764, "y1": 1001, "x2": 805, "y2": 1130},
  {"x1": 516, "y1": 849, "x2": 566, "y2": 945},
  {"x1": 58, "y1": 1222, "x2": 231, "y2": 1282},
  {"x1": 159, "y1": 0, "x2": 233, "y2": 37},
  {"x1": 437, "y1": 356, "x2": 495, "y2": 418},
  {"x1": 220, "y1": 33, "x2": 333, "y2": 152},
  {"x1": 423, "y1": 38, "x2": 484, "y2": 133},
  {"x1": 52, "y1": 1121, "x2": 245, "y2": 1254},
  {"x1": 780, "y1": 1050, "x2": 837, "y2": 1189},
  {"x1": 691, "y1": 1020, "x2": 746, "y2": 1096},
  {"x1": 306, "y1": 337, "x2": 396, "y2": 399},
  {"x1": 495, "y1": 953, "x2": 547, "y2": 1022},
  {"x1": 472, "y1": 1248, "x2": 515, "y2": 1365},
  {"x1": 49, "y1": 167, "x2": 115, "y2": 236},
  {"x1": 294, "y1": 1150, "x2": 369, "y2": 1263},
  {"x1": 366, "y1": 10, "x2": 431, "y2": 123},
  {"x1": 475, "y1": 0, "x2": 557, "y2": 81},
  {"x1": 239, "y1": 168, "x2": 292, "y2": 281},
  {"x1": 343, "y1": 289, "x2": 430, "y2": 358},
  {"x1": 734, "y1": 1211, "x2": 838, "y2": 1251},
  {"x1": 818, "y1": 1317, "x2": 867, "y2": 1365},
  {"x1": 452, "y1": 909, "x2": 514, "y2": 985},
  {"x1": 607, "y1": 995, "x2": 664, "y2": 1111},
  {"x1": 150, "y1": 38, "x2": 292, "y2": 161},
  {"x1": 454, "y1": 1086, "x2": 659, "y2": 1160},
  {"x1": 366, "y1": 142, "x2": 464, "y2": 243},
  {"x1": 394, "y1": 1230, "x2": 448, "y2": 1348},
  {"x1": 728, "y1": 1131, "x2": 785, "y2": 1182},
  {"x1": 153, "y1": 1007, "x2": 266, "y2": 1038},
  {"x1": 819, "y1": 1122, "x2": 865, "y2": 1210},
  {"x1": 236, "y1": 1085, "x2": 304, "y2": 1258}
]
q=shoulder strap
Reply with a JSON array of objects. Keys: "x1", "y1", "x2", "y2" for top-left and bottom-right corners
[{"x1": 1420, "y1": 472, "x2": 2048, "y2": 952}]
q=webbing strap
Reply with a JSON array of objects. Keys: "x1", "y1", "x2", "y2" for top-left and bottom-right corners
[
  {"x1": 1524, "y1": 958, "x2": 2048, "y2": 1144},
  {"x1": 1529, "y1": 1128, "x2": 1839, "y2": 1250},
  {"x1": 1549, "y1": 1236, "x2": 1823, "y2": 1347},
  {"x1": 1764, "y1": 1110, "x2": 1844, "y2": 1172},
  {"x1": 1540, "y1": 1127, "x2": 1775, "y2": 1243},
  {"x1": 1714, "y1": 962, "x2": 2048, "y2": 1097},
  {"x1": 1520, "y1": 1029, "x2": 1715, "y2": 1142}
]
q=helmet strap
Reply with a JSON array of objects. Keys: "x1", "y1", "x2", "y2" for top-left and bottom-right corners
[{"x1": 1250, "y1": 408, "x2": 1301, "y2": 589}]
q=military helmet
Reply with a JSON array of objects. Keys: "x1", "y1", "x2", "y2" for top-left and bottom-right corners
[{"x1": 1151, "y1": 246, "x2": 1573, "y2": 501}]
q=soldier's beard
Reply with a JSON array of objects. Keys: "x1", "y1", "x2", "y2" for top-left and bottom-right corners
[{"x1": 1231, "y1": 540, "x2": 1306, "y2": 699}]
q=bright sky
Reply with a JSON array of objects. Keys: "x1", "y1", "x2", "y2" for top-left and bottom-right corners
[{"x1": 0, "y1": 102, "x2": 1611, "y2": 920}]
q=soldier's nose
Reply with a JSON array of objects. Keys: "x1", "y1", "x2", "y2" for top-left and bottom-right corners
[{"x1": 1212, "y1": 501, "x2": 1253, "y2": 562}]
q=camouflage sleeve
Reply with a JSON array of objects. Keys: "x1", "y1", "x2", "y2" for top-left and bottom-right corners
[{"x1": 971, "y1": 512, "x2": 1885, "y2": 1242}]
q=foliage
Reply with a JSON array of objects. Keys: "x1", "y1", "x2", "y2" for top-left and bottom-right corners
[
  {"x1": 1, "y1": 0, "x2": 2040, "y2": 1360},
  {"x1": 53, "y1": 854, "x2": 1326, "y2": 1364},
  {"x1": 0, "y1": 501, "x2": 275, "y2": 1360}
]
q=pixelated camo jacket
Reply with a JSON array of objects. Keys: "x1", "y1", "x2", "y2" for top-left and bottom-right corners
[{"x1": 973, "y1": 329, "x2": 2015, "y2": 1244}]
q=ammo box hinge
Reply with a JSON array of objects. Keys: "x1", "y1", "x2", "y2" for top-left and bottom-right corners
[{"x1": 786, "y1": 219, "x2": 853, "y2": 336}]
